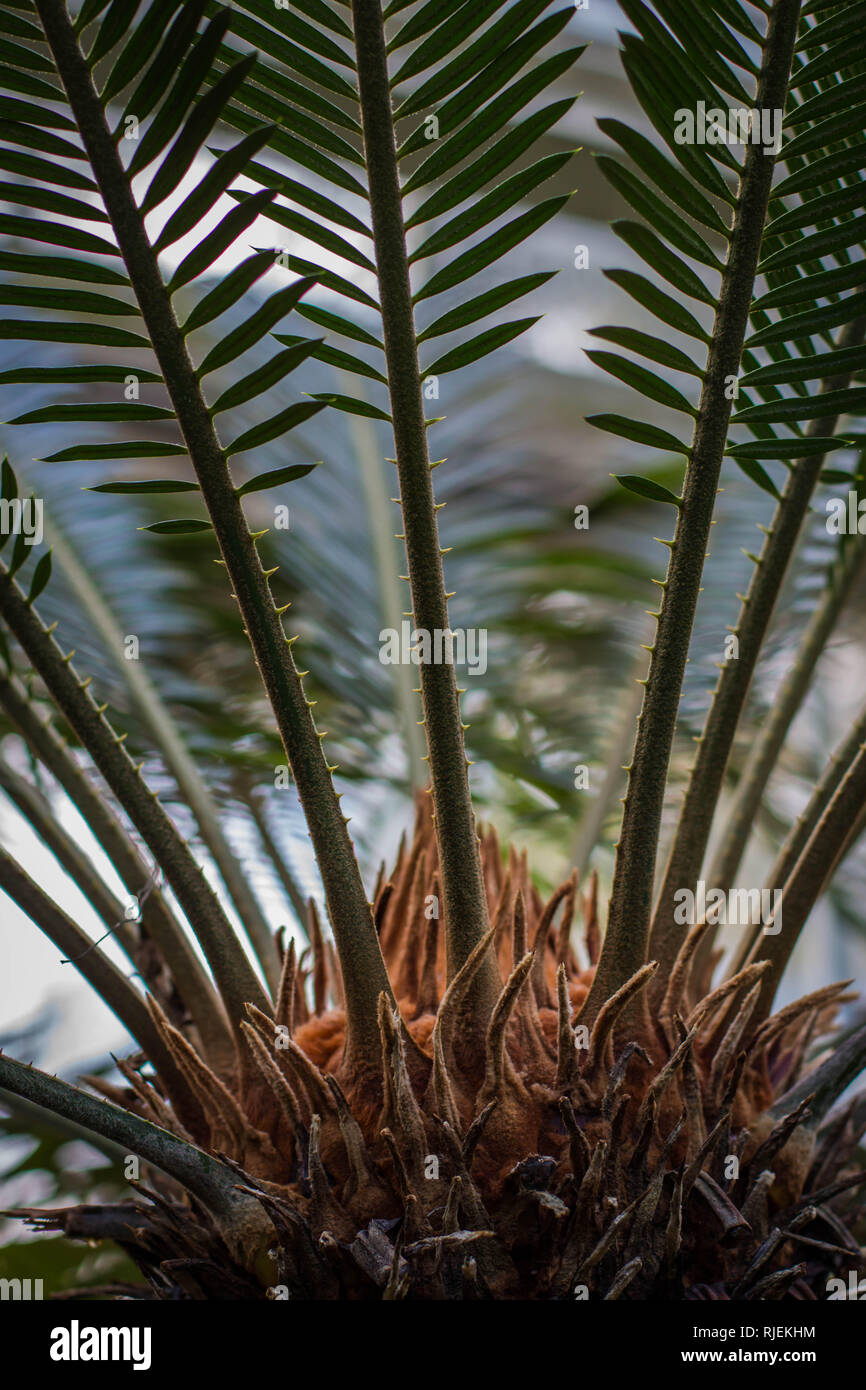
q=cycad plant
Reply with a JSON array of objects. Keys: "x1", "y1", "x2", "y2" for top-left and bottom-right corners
[{"x1": 1, "y1": 0, "x2": 866, "y2": 1301}]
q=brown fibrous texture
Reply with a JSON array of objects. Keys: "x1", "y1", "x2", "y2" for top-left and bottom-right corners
[{"x1": 17, "y1": 798, "x2": 866, "y2": 1300}]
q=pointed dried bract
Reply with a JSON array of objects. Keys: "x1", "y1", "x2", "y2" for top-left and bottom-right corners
[
  {"x1": 306, "y1": 899, "x2": 329, "y2": 1017},
  {"x1": 583, "y1": 870, "x2": 600, "y2": 968},
  {"x1": 6, "y1": 809, "x2": 865, "y2": 1301},
  {"x1": 275, "y1": 937, "x2": 297, "y2": 1036}
]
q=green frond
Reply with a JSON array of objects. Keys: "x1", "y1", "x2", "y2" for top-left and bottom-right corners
[
  {"x1": 225, "y1": 401, "x2": 327, "y2": 456},
  {"x1": 1, "y1": 0, "x2": 588, "y2": 1085},
  {"x1": 273, "y1": 331, "x2": 387, "y2": 384},
  {"x1": 235, "y1": 463, "x2": 319, "y2": 498},
  {"x1": 586, "y1": 350, "x2": 698, "y2": 416},
  {"x1": 588, "y1": 414, "x2": 691, "y2": 455},
  {"x1": 40, "y1": 440, "x2": 187, "y2": 463},
  {"x1": 195, "y1": 278, "x2": 318, "y2": 376},
  {"x1": 587, "y1": 324, "x2": 705, "y2": 378},
  {"x1": 9, "y1": 402, "x2": 173, "y2": 425},
  {"x1": 413, "y1": 196, "x2": 569, "y2": 304},
  {"x1": 86, "y1": 478, "x2": 199, "y2": 494},
  {"x1": 400, "y1": 48, "x2": 584, "y2": 192},
  {"x1": 308, "y1": 392, "x2": 391, "y2": 422},
  {"x1": 404, "y1": 98, "x2": 575, "y2": 228},
  {"x1": 415, "y1": 273, "x2": 554, "y2": 342},
  {"x1": 423, "y1": 318, "x2": 540, "y2": 376},
  {"x1": 180, "y1": 248, "x2": 280, "y2": 334},
  {"x1": 140, "y1": 519, "x2": 214, "y2": 535},
  {"x1": 153, "y1": 124, "x2": 276, "y2": 253},
  {"x1": 394, "y1": 5, "x2": 575, "y2": 128},
  {"x1": 614, "y1": 475, "x2": 683, "y2": 508},
  {"x1": 584, "y1": 0, "x2": 866, "y2": 999},
  {"x1": 167, "y1": 187, "x2": 277, "y2": 290},
  {"x1": 209, "y1": 341, "x2": 324, "y2": 414},
  {"x1": 124, "y1": 10, "x2": 234, "y2": 171}
]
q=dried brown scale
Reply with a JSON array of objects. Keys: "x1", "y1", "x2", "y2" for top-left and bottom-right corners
[{"x1": 9, "y1": 798, "x2": 866, "y2": 1299}]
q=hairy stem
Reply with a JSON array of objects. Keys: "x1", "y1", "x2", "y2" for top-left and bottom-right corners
[
  {"x1": 580, "y1": 0, "x2": 802, "y2": 1026},
  {"x1": 35, "y1": 0, "x2": 392, "y2": 1075},
  {"x1": 754, "y1": 739, "x2": 866, "y2": 1018},
  {"x1": 769, "y1": 702, "x2": 866, "y2": 891},
  {"x1": 709, "y1": 517, "x2": 866, "y2": 893},
  {"x1": 345, "y1": 373, "x2": 427, "y2": 789},
  {"x1": 352, "y1": 0, "x2": 493, "y2": 995},
  {"x1": 731, "y1": 697, "x2": 866, "y2": 979},
  {"x1": 649, "y1": 318, "x2": 866, "y2": 986}
]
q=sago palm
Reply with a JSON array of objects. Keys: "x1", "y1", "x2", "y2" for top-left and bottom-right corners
[{"x1": 1, "y1": 0, "x2": 866, "y2": 1301}]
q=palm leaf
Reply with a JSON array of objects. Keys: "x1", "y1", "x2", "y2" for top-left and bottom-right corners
[
  {"x1": 579, "y1": 0, "x2": 866, "y2": 1019},
  {"x1": 0, "y1": 0, "x2": 584, "y2": 1072}
]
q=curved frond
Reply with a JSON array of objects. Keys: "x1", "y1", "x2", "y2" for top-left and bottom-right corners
[{"x1": 581, "y1": 0, "x2": 866, "y2": 1019}]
